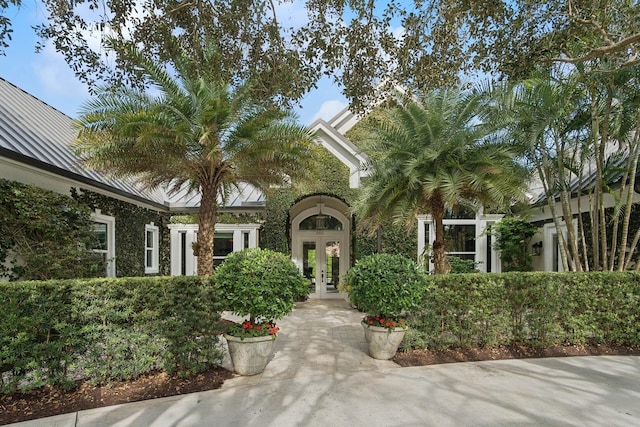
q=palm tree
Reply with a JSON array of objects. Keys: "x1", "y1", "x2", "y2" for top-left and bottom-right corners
[
  {"x1": 496, "y1": 76, "x2": 587, "y2": 272},
  {"x1": 74, "y1": 45, "x2": 314, "y2": 276},
  {"x1": 356, "y1": 89, "x2": 528, "y2": 274}
]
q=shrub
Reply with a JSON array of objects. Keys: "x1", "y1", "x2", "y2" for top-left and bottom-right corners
[
  {"x1": 215, "y1": 248, "x2": 308, "y2": 337},
  {"x1": 447, "y1": 256, "x2": 481, "y2": 273},
  {"x1": 0, "y1": 276, "x2": 224, "y2": 393},
  {"x1": 489, "y1": 217, "x2": 538, "y2": 272},
  {"x1": 342, "y1": 253, "x2": 424, "y2": 325},
  {"x1": 404, "y1": 271, "x2": 640, "y2": 351}
]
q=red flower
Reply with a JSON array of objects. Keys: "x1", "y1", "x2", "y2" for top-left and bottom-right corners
[
  {"x1": 248, "y1": 323, "x2": 254, "y2": 329},
  {"x1": 391, "y1": 321, "x2": 397, "y2": 327},
  {"x1": 369, "y1": 320, "x2": 373, "y2": 325},
  {"x1": 400, "y1": 319, "x2": 406, "y2": 324},
  {"x1": 256, "y1": 325, "x2": 261, "y2": 331},
  {"x1": 242, "y1": 323, "x2": 250, "y2": 329},
  {"x1": 385, "y1": 322, "x2": 391, "y2": 327},
  {"x1": 379, "y1": 318, "x2": 385, "y2": 324}
]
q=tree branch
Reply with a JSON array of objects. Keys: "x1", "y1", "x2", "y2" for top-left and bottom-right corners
[
  {"x1": 550, "y1": 33, "x2": 640, "y2": 64},
  {"x1": 574, "y1": 17, "x2": 614, "y2": 46}
]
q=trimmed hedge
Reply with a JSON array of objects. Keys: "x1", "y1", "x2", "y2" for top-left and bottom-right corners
[
  {"x1": 404, "y1": 272, "x2": 640, "y2": 350},
  {"x1": 0, "y1": 276, "x2": 224, "y2": 393}
]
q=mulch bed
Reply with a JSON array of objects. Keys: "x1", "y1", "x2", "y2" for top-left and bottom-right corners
[
  {"x1": 394, "y1": 343, "x2": 640, "y2": 367},
  {"x1": 0, "y1": 367, "x2": 233, "y2": 426}
]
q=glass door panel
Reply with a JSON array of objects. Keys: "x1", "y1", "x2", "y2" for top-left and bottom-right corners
[
  {"x1": 302, "y1": 241, "x2": 317, "y2": 294},
  {"x1": 325, "y1": 241, "x2": 340, "y2": 294}
]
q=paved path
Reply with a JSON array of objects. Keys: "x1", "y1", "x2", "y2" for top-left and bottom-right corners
[{"x1": 9, "y1": 299, "x2": 640, "y2": 426}]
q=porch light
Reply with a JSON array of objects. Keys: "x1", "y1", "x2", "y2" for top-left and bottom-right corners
[
  {"x1": 532, "y1": 241, "x2": 543, "y2": 256},
  {"x1": 316, "y1": 196, "x2": 328, "y2": 230}
]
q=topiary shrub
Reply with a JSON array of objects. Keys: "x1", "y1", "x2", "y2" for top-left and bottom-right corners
[
  {"x1": 215, "y1": 248, "x2": 308, "y2": 337},
  {"x1": 342, "y1": 253, "x2": 424, "y2": 327}
]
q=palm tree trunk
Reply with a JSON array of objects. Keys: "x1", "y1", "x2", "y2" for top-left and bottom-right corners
[
  {"x1": 597, "y1": 94, "x2": 612, "y2": 270},
  {"x1": 430, "y1": 194, "x2": 449, "y2": 274},
  {"x1": 197, "y1": 180, "x2": 218, "y2": 276},
  {"x1": 619, "y1": 126, "x2": 640, "y2": 270},
  {"x1": 555, "y1": 132, "x2": 582, "y2": 271}
]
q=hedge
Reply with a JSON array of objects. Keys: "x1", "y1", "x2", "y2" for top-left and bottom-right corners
[
  {"x1": 404, "y1": 272, "x2": 640, "y2": 350},
  {"x1": 0, "y1": 276, "x2": 224, "y2": 393}
]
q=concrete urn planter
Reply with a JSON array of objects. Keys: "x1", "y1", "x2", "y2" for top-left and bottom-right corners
[
  {"x1": 224, "y1": 334, "x2": 276, "y2": 376},
  {"x1": 362, "y1": 321, "x2": 406, "y2": 360}
]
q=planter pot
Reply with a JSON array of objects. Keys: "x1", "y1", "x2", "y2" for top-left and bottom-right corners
[
  {"x1": 224, "y1": 334, "x2": 276, "y2": 376},
  {"x1": 362, "y1": 321, "x2": 406, "y2": 360}
]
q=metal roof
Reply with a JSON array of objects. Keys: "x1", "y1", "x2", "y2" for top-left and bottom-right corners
[
  {"x1": 0, "y1": 77, "x2": 265, "y2": 211},
  {"x1": 530, "y1": 145, "x2": 631, "y2": 205}
]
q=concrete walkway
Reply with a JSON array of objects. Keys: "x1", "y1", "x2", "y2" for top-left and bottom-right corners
[{"x1": 9, "y1": 299, "x2": 640, "y2": 426}]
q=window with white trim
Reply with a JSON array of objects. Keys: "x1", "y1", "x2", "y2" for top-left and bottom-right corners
[
  {"x1": 417, "y1": 209, "x2": 503, "y2": 273},
  {"x1": 168, "y1": 223, "x2": 260, "y2": 275},
  {"x1": 444, "y1": 223, "x2": 476, "y2": 262},
  {"x1": 91, "y1": 210, "x2": 116, "y2": 277},
  {"x1": 145, "y1": 223, "x2": 159, "y2": 274},
  {"x1": 213, "y1": 232, "x2": 234, "y2": 267}
]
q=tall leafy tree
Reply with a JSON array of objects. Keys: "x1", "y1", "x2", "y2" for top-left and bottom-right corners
[
  {"x1": 74, "y1": 43, "x2": 314, "y2": 276},
  {"x1": 356, "y1": 89, "x2": 528, "y2": 274},
  {"x1": 3, "y1": 1, "x2": 638, "y2": 110}
]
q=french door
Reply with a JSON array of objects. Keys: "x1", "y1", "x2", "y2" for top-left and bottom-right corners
[{"x1": 299, "y1": 236, "x2": 342, "y2": 298}]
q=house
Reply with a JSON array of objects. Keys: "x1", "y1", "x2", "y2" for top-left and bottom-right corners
[{"x1": 1, "y1": 77, "x2": 514, "y2": 294}]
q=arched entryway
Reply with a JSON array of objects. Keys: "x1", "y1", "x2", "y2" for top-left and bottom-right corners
[{"x1": 290, "y1": 195, "x2": 351, "y2": 298}]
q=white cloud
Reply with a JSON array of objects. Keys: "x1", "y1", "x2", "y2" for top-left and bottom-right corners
[{"x1": 311, "y1": 99, "x2": 348, "y2": 123}]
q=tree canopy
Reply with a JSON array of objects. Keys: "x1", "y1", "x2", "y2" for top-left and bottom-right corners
[{"x1": 3, "y1": 1, "x2": 638, "y2": 110}]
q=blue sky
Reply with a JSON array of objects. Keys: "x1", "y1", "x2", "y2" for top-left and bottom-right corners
[{"x1": 0, "y1": 2, "x2": 349, "y2": 125}]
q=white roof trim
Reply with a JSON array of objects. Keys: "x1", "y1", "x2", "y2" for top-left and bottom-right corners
[{"x1": 310, "y1": 119, "x2": 369, "y2": 188}]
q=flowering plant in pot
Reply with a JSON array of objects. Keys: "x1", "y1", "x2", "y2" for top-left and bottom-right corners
[
  {"x1": 215, "y1": 248, "x2": 307, "y2": 374},
  {"x1": 343, "y1": 253, "x2": 424, "y2": 359}
]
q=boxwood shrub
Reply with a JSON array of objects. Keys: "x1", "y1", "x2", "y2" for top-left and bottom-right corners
[
  {"x1": 404, "y1": 271, "x2": 640, "y2": 351},
  {"x1": 0, "y1": 276, "x2": 224, "y2": 393}
]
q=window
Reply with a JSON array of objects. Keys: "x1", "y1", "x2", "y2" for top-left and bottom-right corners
[
  {"x1": 444, "y1": 224, "x2": 477, "y2": 262},
  {"x1": 417, "y1": 210, "x2": 503, "y2": 273},
  {"x1": 214, "y1": 232, "x2": 234, "y2": 266},
  {"x1": 299, "y1": 214, "x2": 343, "y2": 231},
  {"x1": 91, "y1": 210, "x2": 115, "y2": 277},
  {"x1": 169, "y1": 223, "x2": 260, "y2": 275},
  {"x1": 145, "y1": 223, "x2": 159, "y2": 274}
]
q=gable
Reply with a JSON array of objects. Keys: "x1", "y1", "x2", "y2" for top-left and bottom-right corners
[{"x1": 310, "y1": 118, "x2": 369, "y2": 188}]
